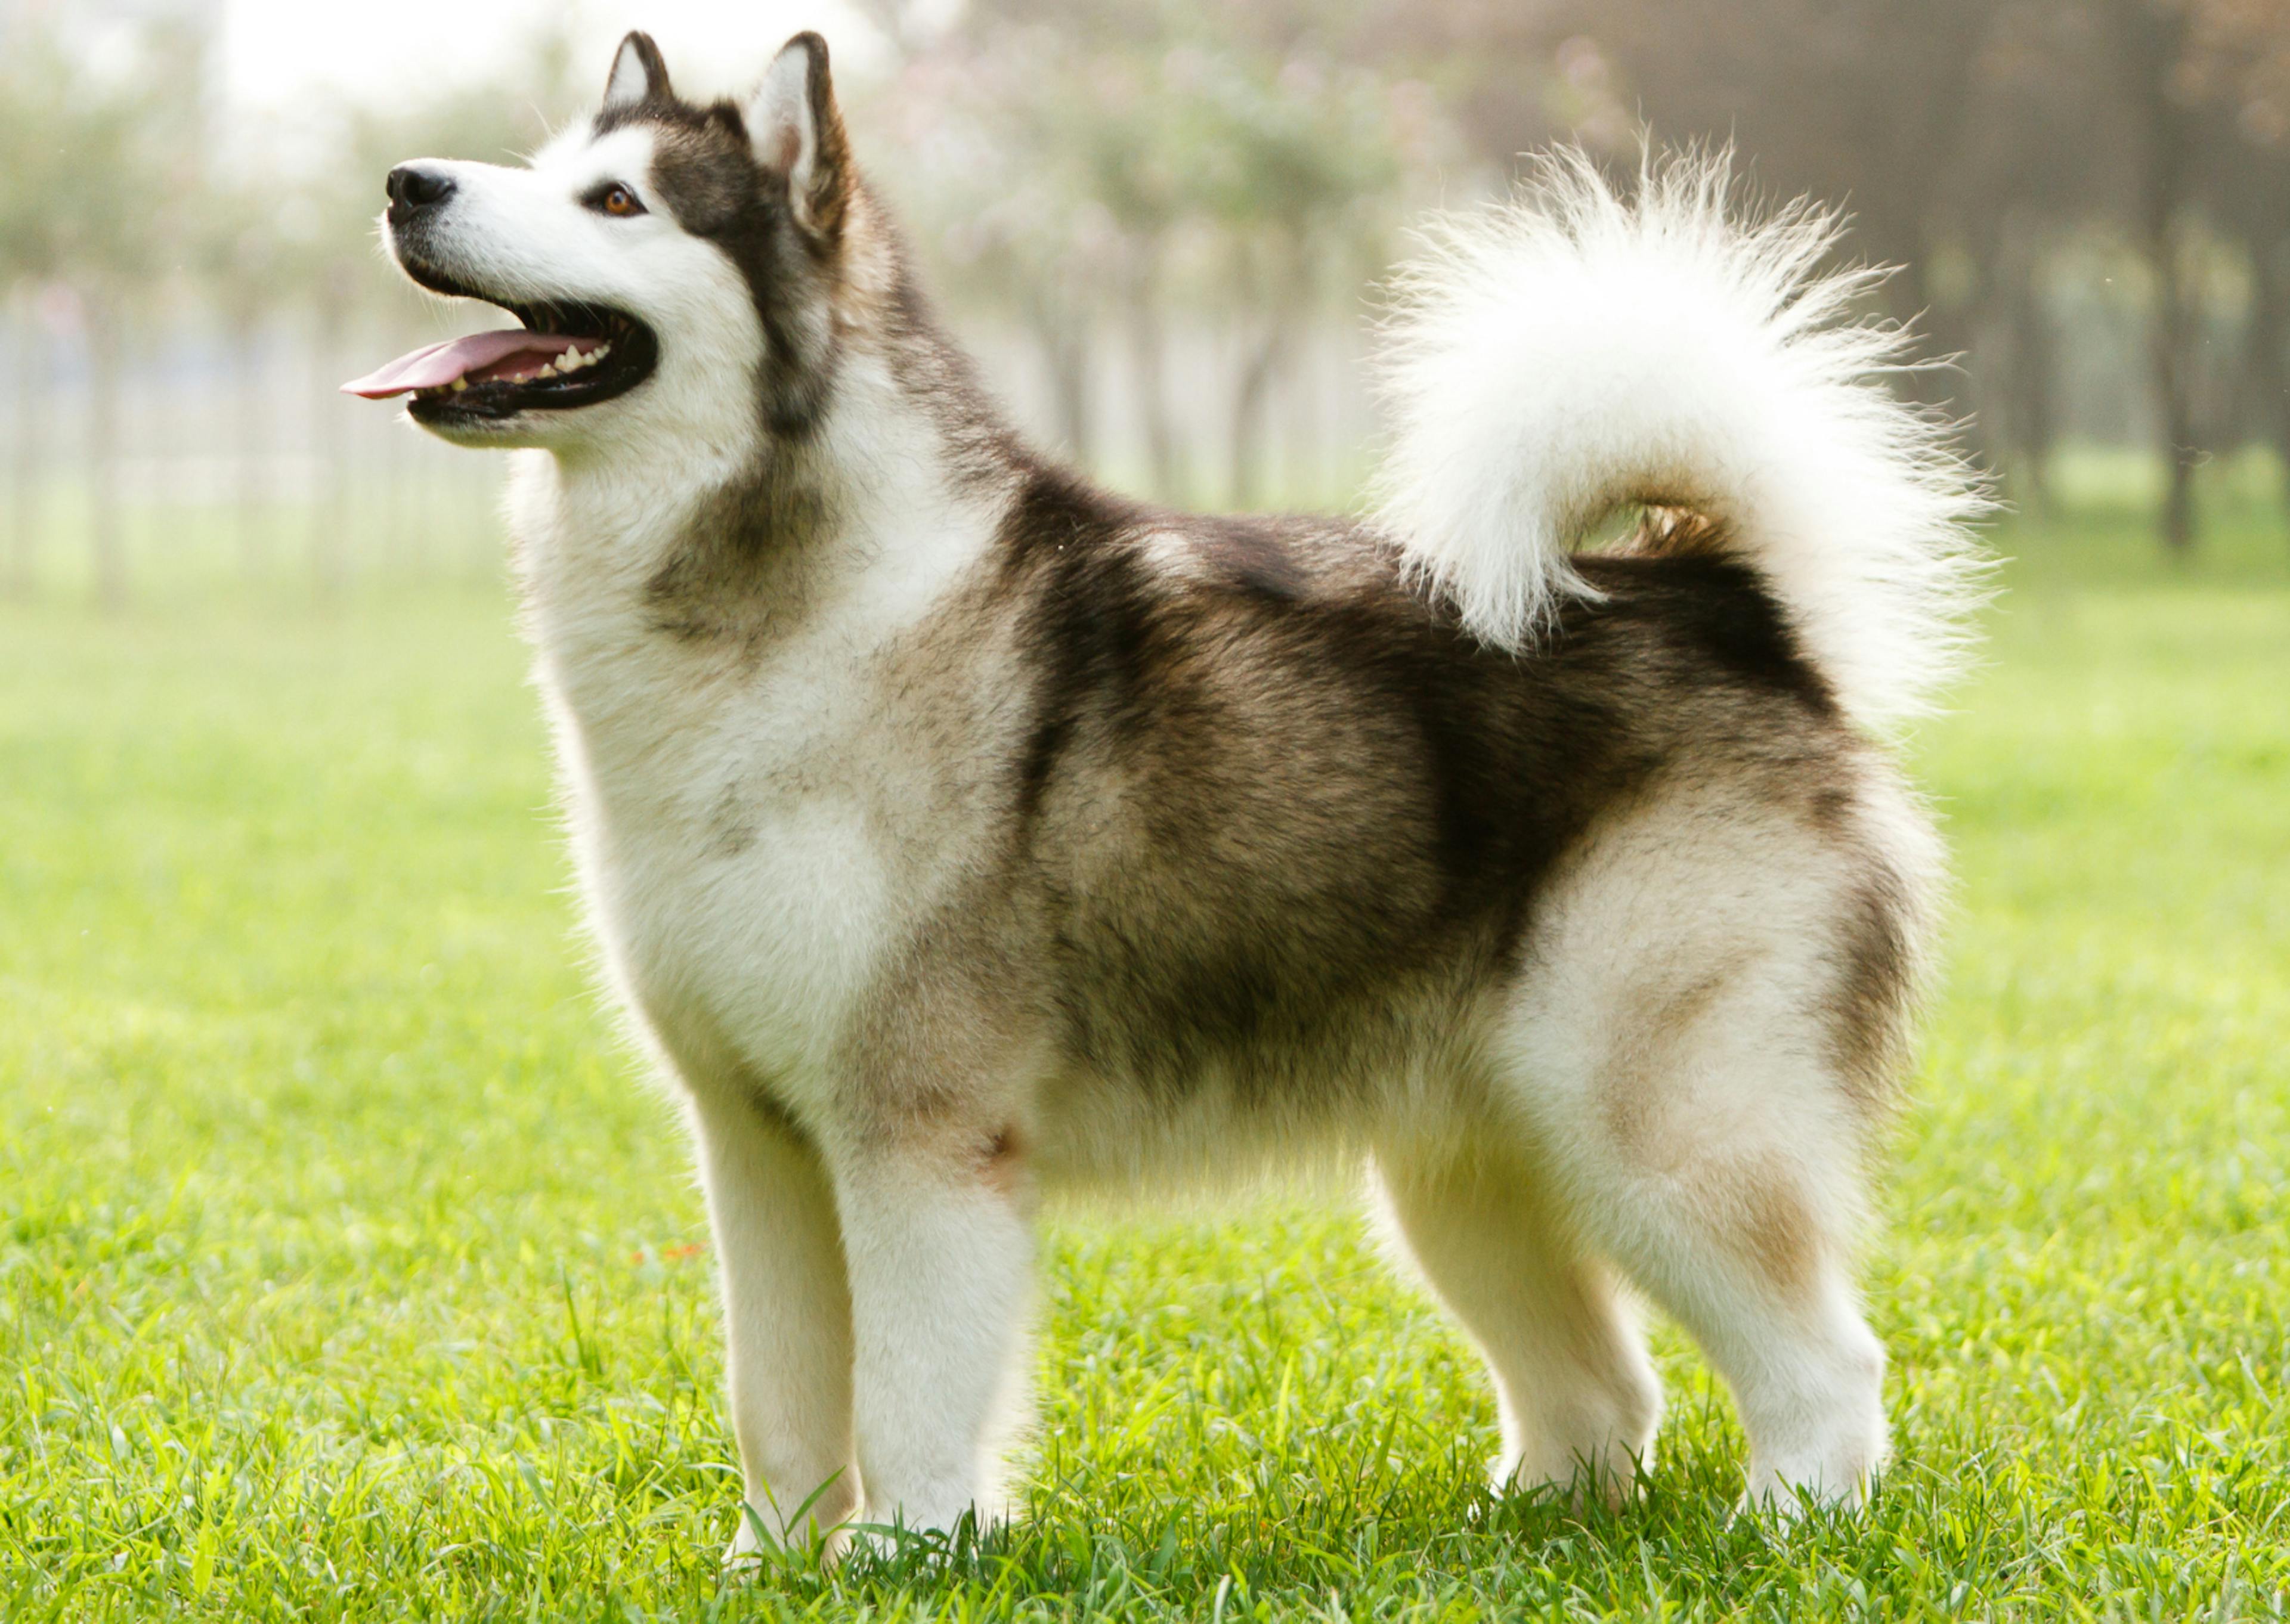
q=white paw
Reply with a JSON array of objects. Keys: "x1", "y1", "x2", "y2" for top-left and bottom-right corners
[
  {"x1": 722, "y1": 1502, "x2": 847, "y2": 1574},
  {"x1": 1494, "y1": 1444, "x2": 1651, "y2": 1511},
  {"x1": 1736, "y1": 1461, "x2": 1871, "y2": 1521}
]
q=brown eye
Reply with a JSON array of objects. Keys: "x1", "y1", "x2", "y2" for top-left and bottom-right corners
[{"x1": 587, "y1": 182, "x2": 645, "y2": 218}]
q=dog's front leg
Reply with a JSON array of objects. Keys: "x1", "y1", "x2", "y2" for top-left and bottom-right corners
[
  {"x1": 833, "y1": 1123, "x2": 1033, "y2": 1540},
  {"x1": 686, "y1": 1087, "x2": 858, "y2": 1564}
]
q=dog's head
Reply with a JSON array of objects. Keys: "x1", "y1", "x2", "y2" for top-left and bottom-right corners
[{"x1": 347, "y1": 32, "x2": 856, "y2": 453}]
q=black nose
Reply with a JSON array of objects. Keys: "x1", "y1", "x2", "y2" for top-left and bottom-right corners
[{"x1": 385, "y1": 165, "x2": 455, "y2": 225}]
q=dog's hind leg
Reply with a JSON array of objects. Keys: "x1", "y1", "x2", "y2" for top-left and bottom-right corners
[
  {"x1": 1492, "y1": 789, "x2": 1926, "y2": 1512},
  {"x1": 1372, "y1": 1139, "x2": 1661, "y2": 1503},
  {"x1": 687, "y1": 1087, "x2": 859, "y2": 1561},
  {"x1": 1564, "y1": 1115, "x2": 1889, "y2": 1515},
  {"x1": 1502, "y1": 957, "x2": 1894, "y2": 1511}
]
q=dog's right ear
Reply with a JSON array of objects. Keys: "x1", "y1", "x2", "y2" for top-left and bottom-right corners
[
  {"x1": 747, "y1": 33, "x2": 851, "y2": 240},
  {"x1": 603, "y1": 32, "x2": 672, "y2": 110}
]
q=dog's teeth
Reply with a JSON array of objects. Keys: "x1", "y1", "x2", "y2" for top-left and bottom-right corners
[
  {"x1": 592, "y1": 343, "x2": 610, "y2": 361},
  {"x1": 450, "y1": 379, "x2": 467, "y2": 392}
]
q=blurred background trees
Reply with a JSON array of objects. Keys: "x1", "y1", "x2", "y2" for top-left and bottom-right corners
[
  {"x1": 4, "y1": 0, "x2": 2290, "y2": 604},
  {"x1": 0, "y1": 15, "x2": 201, "y2": 605}
]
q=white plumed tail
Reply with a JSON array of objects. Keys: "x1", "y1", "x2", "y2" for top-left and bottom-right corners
[{"x1": 1369, "y1": 150, "x2": 1991, "y2": 729}]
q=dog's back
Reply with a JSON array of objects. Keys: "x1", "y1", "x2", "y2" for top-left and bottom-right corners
[{"x1": 951, "y1": 477, "x2": 1917, "y2": 1165}]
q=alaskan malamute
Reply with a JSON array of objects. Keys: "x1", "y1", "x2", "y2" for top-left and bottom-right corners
[{"x1": 346, "y1": 30, "x2": 1985, "y2": 1560}]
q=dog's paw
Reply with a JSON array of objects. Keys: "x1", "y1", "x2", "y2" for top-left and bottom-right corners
[
  {"x1": 1491, "y1": 1447, "x2": 1650, "y2": 1514},
  {"x1": 722, "y1": 1503, "x2": 847, "y2": 1577},
  {"x1": 1731, "y1": 1466, "x2": 1871, "y2": 1528},
  {"x1": 721, "y1": 1505, "x2": 779, "y2": 1576}
]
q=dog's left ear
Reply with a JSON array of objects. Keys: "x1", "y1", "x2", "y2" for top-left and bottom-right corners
[
  {"x1": 747, "y1": 32, "x2": 850, "y2": 239},
  {"x1": 603, "y1": 32, "x2": 672, "y2": 110}
]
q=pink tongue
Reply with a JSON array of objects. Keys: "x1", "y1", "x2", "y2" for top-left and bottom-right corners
[{"x1": 341, "y1": 330, "x2": 581, "y2": 398}]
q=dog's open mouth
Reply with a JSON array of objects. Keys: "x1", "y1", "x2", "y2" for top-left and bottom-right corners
[{"x1": 342, "y1": 297, "x2": 657, "y2": 422}]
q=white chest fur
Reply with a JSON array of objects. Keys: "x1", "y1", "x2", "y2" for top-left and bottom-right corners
[{"x1": 506, "y1": 444, "x2": 1002, "y2": 1112}]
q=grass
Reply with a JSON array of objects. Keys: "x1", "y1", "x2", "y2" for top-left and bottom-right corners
[{"x1": 2, "y1": 489, "x2": 2287, "y2": 1620}]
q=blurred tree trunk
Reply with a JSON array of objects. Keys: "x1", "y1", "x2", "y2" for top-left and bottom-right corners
[
  {"x1": 2102, "y1": 0, "x2": 2203, "y2": 553},
  {"x1": 1122, "y1": 259, "x2": 1180, "y2": 499},
  {"x1": 1228, "y1": 317, "x2": 1292, "y2": 511},
  {"x1": 1916, "y1": 246, "x2": 1997, "y2": 472},
  {"x1": 230, "y1": 312, "x2": 265, "y2": 582},
  {"x1": 309, "y1": 274, "x2": 351, "y2": 600},
  {"x1": 2218, "y1": 139, "x2": 2290, "y2": 539},
  {"x1": 1998, "y1": 225, "x2": 2057, "y2": 513},
  {"x1": 8, "y1": 300, "x2": 44, "y2": 599},
  {"x1": 2147, "y1": 221, "x2": 2201, "y2": 554},
  {"x1": 2248, "y1": 235, "x2": 2290, "y2": 528},
  {"x1": 84, "y1": 289, "x2": 128, "y2": 612},
  {"x1": 1041, "y1": 318, "x2": 1094, "y2": 471}
]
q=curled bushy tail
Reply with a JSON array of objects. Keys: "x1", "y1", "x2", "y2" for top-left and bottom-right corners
[{"x1": 1369, "y1": 149, "x2": 1991, "y2": 729}]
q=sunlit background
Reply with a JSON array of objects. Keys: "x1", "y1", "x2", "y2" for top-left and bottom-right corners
[{"x1": 3, "y1": 0, "x2": 2287, "y2": 605}]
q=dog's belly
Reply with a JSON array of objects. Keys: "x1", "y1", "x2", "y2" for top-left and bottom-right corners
[
  {"x1": 1027, "y1": 981, "x2": 1486, "y2": 1198},
  {"x1": 1030, "y1": 1068, "x2": 1370, "y2": 1196}
]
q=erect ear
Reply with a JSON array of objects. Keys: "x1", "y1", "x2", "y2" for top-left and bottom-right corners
[
  {"x1": 603, "y1": 32, "x2": 671, "y2": 110},
  {"x1": 747, "y1": 32, "x2": 851, "y2": 238}
]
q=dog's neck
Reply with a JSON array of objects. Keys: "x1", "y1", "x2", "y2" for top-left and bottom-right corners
[{"x1": 506, "y1": 306, "x2": 1025, "y2": 748}]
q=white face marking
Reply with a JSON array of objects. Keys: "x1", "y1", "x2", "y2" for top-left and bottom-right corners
[{"x1": 385, "y1": 120, "x2": 768, "y2": 460}]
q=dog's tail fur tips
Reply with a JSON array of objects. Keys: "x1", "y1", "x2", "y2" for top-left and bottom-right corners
[{"x1": 1369, "y1": 149, "x2": 1991, "y2": 728}]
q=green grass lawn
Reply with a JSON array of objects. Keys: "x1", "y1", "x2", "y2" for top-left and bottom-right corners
[{"x1": 3, "y1": 503, "x2": 2287, "y2": 1620}]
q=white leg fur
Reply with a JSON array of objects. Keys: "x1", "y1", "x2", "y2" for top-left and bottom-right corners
[
  {"x1": 833, "y1": 1154, "x2": 1032, "y2": 1537},
  {"x1": 1373, "y1": 1142, "x2": 1661, "y2": 1502},
  {"x1": 1499, "y1": 1018, "x2": 1890, "y2": 1511},
  {"x1": 687, "y1": 1090, "x2": 859, "y2": 1560},
  {"x1": 1494, "y1": 803, "x2": 1898, "y2": 1511},
  {"x1": 1591, "y1": 1174, "x2": 1887, "y2": 1514}
]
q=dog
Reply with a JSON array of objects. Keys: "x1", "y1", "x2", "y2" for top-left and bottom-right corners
[{"x1": 345, "y1": 29, "x2": 1986, "y2": 1561}]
